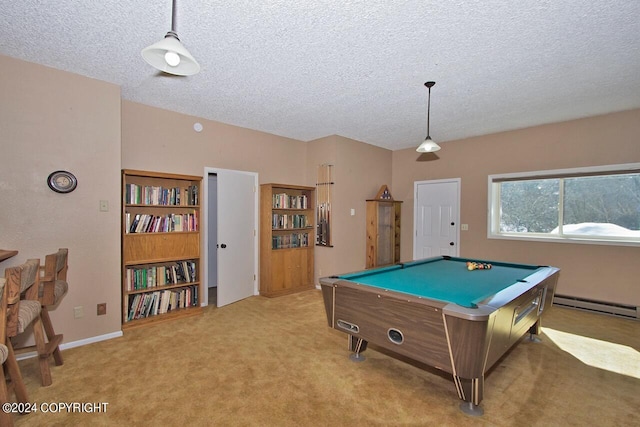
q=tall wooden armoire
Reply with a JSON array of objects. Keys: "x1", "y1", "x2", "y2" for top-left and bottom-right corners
[{"x1": 366, "y1": 185, "x2": 402, "y2": 268}]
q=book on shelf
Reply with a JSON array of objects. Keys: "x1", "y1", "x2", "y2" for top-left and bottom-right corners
[
  {"x1": 126, "y1": 284, "x2": 199, "y2": 321},
  {"x1": 125, "y1": 261, "x2": 198, "y2": 291},
  {"x1": 125, "y1": 183, "x2": 199, "y2": 206},
  {"x1": 124, "y1": 211, "x2": 199, "y2": 234},
  {"x1": 271, "y1": 213, "x2": 310, "y2": 229},
  {"x1": 271, "y1": 232, "x2": 310, "y2": 249},
  {"x1": 272, "y1": 193, "x2": 308, "y2": 209}
]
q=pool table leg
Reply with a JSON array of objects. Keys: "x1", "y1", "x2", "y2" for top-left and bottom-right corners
[
  {"x1": 347, "y1": 335, "x2": 368, "y2": 362},
  {"x1": 527, "y1": 320, "x2": 543, "y2": 342},
  {"x1": 453, "y1": 376, "x2": 484, "y2": 416}
]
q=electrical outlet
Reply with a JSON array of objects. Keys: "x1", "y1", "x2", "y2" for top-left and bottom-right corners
[
  {"x1": 74, "y1": 306, "x2": 84, "y2": 319},
  {"x1": 97, "y1": 303, "x2": 107, "y2": 316}
]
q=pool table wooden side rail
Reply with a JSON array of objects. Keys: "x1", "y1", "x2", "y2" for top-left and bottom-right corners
[{"x1": 322, "y1": 281, "x2": 452, "y2": 370}]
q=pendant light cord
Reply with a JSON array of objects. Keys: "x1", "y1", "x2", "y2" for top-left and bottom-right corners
[
  {"x1": 166, "y1": 0, "x2": 179, "y2": 40},
  {"x1": 425, "y1": 81, "x2": 435, "y2": 139},
  {"x1": 427, "y1": 85, "x2": 431, "y2": 138},
  {"x1": 171, "y1": 0, "x2": 177, "y2": 33}
]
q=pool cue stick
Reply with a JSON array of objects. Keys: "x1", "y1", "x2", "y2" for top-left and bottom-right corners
[
  {"x1": 319, "y1": 165, "x2": 322, "y2": 244},
  {"x1": 322, "y1": 164, "x2": 327, "y2": 245},
  {"x1": 322, "y1": 164, "x2": 330, "y2": 245},
  {"x1": 327, "y1": 164, "x2": 332, "y2": 246},
  {"x1": 317, "y1": 165, "x2": 323, "y2": 245}
]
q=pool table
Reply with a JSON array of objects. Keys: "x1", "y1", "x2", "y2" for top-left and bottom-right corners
[{"x1": 320, "y1": 256, "x2": 559, "y2": 415}]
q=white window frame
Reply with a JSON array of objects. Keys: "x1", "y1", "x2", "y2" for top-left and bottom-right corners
[{"x1": 488, "y1": 163, "x2": 640, "y2": 247}]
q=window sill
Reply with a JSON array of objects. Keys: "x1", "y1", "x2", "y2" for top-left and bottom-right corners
[{"x1": 488, "y1": 233, "x2": 640, "y2": 248}]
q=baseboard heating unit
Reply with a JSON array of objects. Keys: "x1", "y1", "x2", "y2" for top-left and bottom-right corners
[{"x1": 553, "y1": 294, "x2": 639, "y2": 320}]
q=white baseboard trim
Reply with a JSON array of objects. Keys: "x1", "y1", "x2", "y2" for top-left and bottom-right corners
[{"x1": 16, "y1": 330, "x2": 123, "y2": 361}]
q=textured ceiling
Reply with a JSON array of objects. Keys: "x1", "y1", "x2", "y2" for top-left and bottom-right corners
[{"x1": 2, "y1": 1, "x2": 639, "y2": 151}]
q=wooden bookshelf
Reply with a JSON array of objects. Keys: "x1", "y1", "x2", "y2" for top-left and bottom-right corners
[
  {"x1": 260, "y1": 183, "x2": 315, "y2": 297},
  {"x1": 121, "y1": 169, "x2": 203, "y2": 329}
]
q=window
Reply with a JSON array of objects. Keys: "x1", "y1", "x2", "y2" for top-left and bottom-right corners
[{"x1": 488, "y1": 164, "x2": 640, "y2": 246}]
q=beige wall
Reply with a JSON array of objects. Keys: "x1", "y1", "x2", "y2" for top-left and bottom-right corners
[
  {"x1": 121, "y1": 101, "x2": 309, "y2": 185},
  {"x1": 0, "y1": 55, "x2": 122, "y2": 344},
  {"x1": 392, "y1": 109, "x2": 640, "y2": 306},
  {"x1": 333, "y1": 136, "x2": 393, "y2": 274},
  {"x1": 307, "y1": 135, "x2": 392, "y2": 283}
]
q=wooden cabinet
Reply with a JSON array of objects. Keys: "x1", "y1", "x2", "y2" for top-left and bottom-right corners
[
  {"x1": 260, "y1": 183, "x2": 315, "y2": 297},
  {"x1": 366, "y1": 185, "x2": 402, "y2": 268},
  {"x1": 121, "y1": 169, "x2": 203, "y2": 329}
]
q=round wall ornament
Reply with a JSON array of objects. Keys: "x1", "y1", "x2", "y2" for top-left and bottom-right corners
[{"x1": 47, "y1": 170, "x2": 78, "y2": 193}]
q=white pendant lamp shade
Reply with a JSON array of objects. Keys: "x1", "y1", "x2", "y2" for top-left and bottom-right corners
[
  {"x1": 142, "y1": 0, "x2": 200, "y2": 76},
  {"x1": 416, "y1": 136, "x2": 441, "y2": 153},
  {"x1": 142, "y1": 32, "x2": 200, "y2": 76},
  {"x1": 416, "y1": 81, "x2": 441, "y2": 152}
]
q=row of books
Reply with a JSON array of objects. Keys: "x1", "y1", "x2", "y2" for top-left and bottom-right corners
[
  {"x1": 272, "y1": 213, "x2": 310, "y2": 230},
  {"x1": 125, "y1": 183, "x2": 199, "y2": 206},
  {"x1": 272, "y1": 193, "x2": 308, "y2": 209},
  {"x1": 126, "y1": 285, "x2": 199, "y2": 321},
  {"x1": 125, "y1": 212, "x2": 198, "y2": 233},
  {"x1": 272, "y1": 233, "x2": 310, "y2": 249},
  {"x1": 125, "y1": 261, "x2": 197, "y2": 291}
]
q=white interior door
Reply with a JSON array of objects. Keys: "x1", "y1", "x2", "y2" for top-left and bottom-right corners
[
  {"x1": 413, "y1": 179, "x2": 460, "y2": 259},
  {"x1": 211, "y1": 168, "x2": 258, "y2": 307},
  {"x1": 207, "y1": 174, "x2": 218, "y2": 289}
]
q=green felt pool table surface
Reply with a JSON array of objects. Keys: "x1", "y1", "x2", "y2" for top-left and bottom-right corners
[{"x1": 338, "y1": 256, "x2": 544, "y2": 308}]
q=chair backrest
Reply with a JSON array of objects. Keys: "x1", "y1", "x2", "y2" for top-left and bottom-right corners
[
  {"x1": 40, "y1": 248, "x2": 68, "y2": 306},
  {"x1": 53, "y1": 248, "x2": 68, "y2": 281},
  {"x1": 4, "y1": 259, "x2": 40, "y2": 337},
  {"x1": 0, "y1": 277, "x2": 6, "y2": 348}
]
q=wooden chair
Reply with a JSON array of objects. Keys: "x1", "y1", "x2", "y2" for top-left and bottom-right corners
[
  {"x1": 4, "y1": 258, "x2": 60, "y2": 396},
  {"x1": 0, "y1": 277, "x2": 15, "y2": 426},
  {"x1": 3, "y1": 259, "x2": 38, "y2": 404},
  {"x1": 37, "y1": 248, "x2": 68, "y2": 366}
]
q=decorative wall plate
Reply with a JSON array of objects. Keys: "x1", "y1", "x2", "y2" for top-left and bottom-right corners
[{"x1": 47, "y1": 170, "x2": 77, "y2": 193}]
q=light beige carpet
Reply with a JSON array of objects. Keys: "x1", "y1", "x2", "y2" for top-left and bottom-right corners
[{"x1": 10, "y1": 289, "x2": 640, "y2": 426}]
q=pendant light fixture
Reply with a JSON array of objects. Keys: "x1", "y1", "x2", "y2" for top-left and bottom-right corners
[
  {"x1": 141, "y1": 0, "x2": 200, "y2": 76},
  {"x1": 416, "y1": 81, "x2": 441, "y2": 153}
]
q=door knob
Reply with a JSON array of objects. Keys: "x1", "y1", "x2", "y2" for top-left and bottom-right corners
[
  {"x1": 221, "y1": 243, "x2": 227, "y2": 248},
  {"x1": 449, "y1": 242, "x2": 454, "y2": 246}
]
